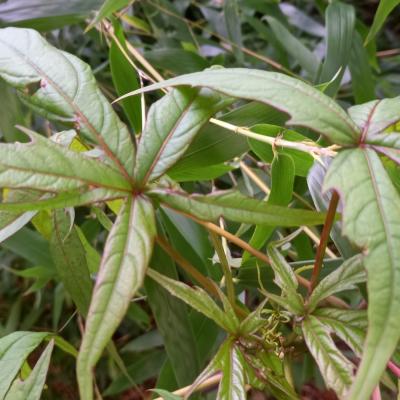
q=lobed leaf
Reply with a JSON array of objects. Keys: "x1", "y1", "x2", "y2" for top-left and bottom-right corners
[
  {"x1": 302, "y1": 316, "x2": 354, "y2": 398},
  {"x1": 5, "y1": 340, "x2": 54, "y2": 400},
  {"x1": 150, "y1": 188, "x2": 326, "y2": 227},
  {"x1": 0, "y1": 130, "x2": 131, "y2": 193},
  {"x1": 147, "y1": 269, "x2": 239, "y2": 333},
  {"x1": 324, "y1": 148, "x2": 400, "y2": 399},
  {"x1": 134, "y1": 87, "x2": 232, "y2": 185},
  {"x1": 0, "y1": 27, "x2": 135, "y2": 175},
  {"x1": 308, "y1": 254, "x2": 365, "y2": 312},
  {"x1": 121, "y1": 68, "x2": 360, "y2": 145},
  {"x1": 77, "y1": 196, "x2": 156, "y2": 400}
]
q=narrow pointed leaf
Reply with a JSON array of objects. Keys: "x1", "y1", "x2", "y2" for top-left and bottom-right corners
[
  {"x1": 365, "y1": 0, "x2": 400, "y2": 44},
  {"x1": 302, "y1": 316, "x2": 354, "y2": 398},
  {"x1": 77, "y1": 196, "x2": 156, "y2": 400},
  {"x1": 217, "y1": 342, "x2": 246, "y2": 400},
  {"x1": 150, "y1": 189, "x2": 326, "y2": 226},
  {"x1": 313, "y1": 308, "x2": 367, "y2": 356},
  {"x1": 147, "y1": 269, "x2": 239, "y2": 333},
  {"x1": 319, "y1": 2, "x2": 355, "y2": 96},
  {"x1": 324, "y1": 148, "x2": 400, "y2": 400},
  {"x1": 135, "y1": 87, "x2": 231, "y2": 185},
  {"x1": 0, "y1": 331, "x2": 48, "y2": 399},
  {"x1": 0, "y1": 210, "x2": 36, "y2": 243},
  {"x1": 0, "y1": 27, "x2": 135, "y2": 174},
  {"x1": 121, "y1": 68, "x2": 360, "y2": 145},
  {"x1": 5, "y1": 340, "x2": 54, "y2": 400},
  {"x1": 308, "y1": 254, "x2": 365, "y2": 312},
  {"x1": 0, "y1": 130, "x2": 131, "y2": 192},
  {"x1": 224, "y1": 0, "x2": 243, "y2": 63},
  {"x1": 51, "y1": 210, "x2": 93, "y2": 316}
]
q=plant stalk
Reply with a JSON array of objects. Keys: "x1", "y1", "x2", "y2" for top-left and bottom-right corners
[{"x1": 309, "y1": 191, "x2": 340, "y2": 294}]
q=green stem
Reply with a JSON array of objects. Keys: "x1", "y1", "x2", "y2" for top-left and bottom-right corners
[
  {"x1": 309, "y1": 191, "x2": 340, "y2": 294},
  {"x1": 209, "y1": 229, "x2": 236, "y2": 307}
]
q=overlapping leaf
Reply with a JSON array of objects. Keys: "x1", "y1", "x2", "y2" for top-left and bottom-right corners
[
  {"x1": 0, "y1": 27, "x2": 135, "y2": 174},
  {"x1": 150, "y1": 188, "x2": 326, "y2": 226},
  {"x1": 134, "y1": 87, "x2": 231, "y2": 185},
  {"x1": 121, "y1": 68, "x2": 360, "y2": 145},
  {"x1": 77, "y1": 196, "x2": 156, "y2": 400},
  {"x1": 325, "y1": 148, "x2": 400, "y2": 400}
]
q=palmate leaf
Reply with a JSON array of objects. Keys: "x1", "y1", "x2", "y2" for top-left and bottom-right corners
[
  {"x1": 5, "y1": 340, "x2": 54, "y2": 400},
  {"x1": 147, "y1": 269, "x2": 239, "y2": 333},
  {"x1": 0, "y1": 331, "x2": 49, "y2": 399},
  {"x1": 120, "y1": 68, "x2": 360, "y2": 145},
  {"x1": 149, "y1": 189, "x2": 326, "y2": 226},
  {"x1": 307, "y1": 254, "x2": 365, "y2": 312},
  {"x1": 0, "y1": 130, "x2": 131, "y2": 193},
  {"x1": 77, "y1": 196, "x2": 156, "y2": 400},
  {"x1": 0, "y1": 27, "x2": 135, "y2": 176},
  {"x1": 324, "y1": 148, "x2": 400, "y2": 400},
  {"x1": 302, "y1": 316, "x2": 354, "y2": 398},
  {"x1": 134, "y1": 87, "x2": 232, "y2": 186}
]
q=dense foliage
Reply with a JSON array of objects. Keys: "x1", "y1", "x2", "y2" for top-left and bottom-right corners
[{"x1": 0, "y1": 1, "x2": 400, "y2": 399}]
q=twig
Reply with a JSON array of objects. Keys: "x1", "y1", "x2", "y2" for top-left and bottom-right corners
[
  {"x1": 309, "y1": 191, "x2": 340, "y2": 294},
  {"x1": 153, "y1": 373, "x2": 222, "y2": 400}
]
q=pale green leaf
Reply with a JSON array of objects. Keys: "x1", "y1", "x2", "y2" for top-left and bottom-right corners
[
  {"x1": 0, "y1": 331, "x2": 48, "y2": 399},
  {"x1": 87, "y1": 0, "x2": 132, "y2": 30},
  {"x1": 0, "y1": 27, "x2": 135, "y2": 174},
  {"x1": 0, "y1": 210, "x2": 36, "y2": 243},
  {"x1": 324, "y1": 148, "x2": 400, "y2": 399},
  {"x1": 149, "y1": 189, "x2": 326, "y2": 226},
  {"x1": 77, "y1": 196, "x2": 156, "y2": 400},
  {"x1": 313, "y1": 308, "x2": 367, "y2": 356},
  {"x1": 308, "y1": 254, "x2": 365, "y2": 312},
  {"x1": 147, "y1": 268, "x2": 239, "y2": 333},
  {"x1": 224, "y1": 0, "x2": 243, "y2": 63},
  {"x1": 302, "y1": 316, "x2": 353, "y2": 398},
  {"x1": 120, "y1": 68, "x2": 360, "y2": 145},
  {"x1": 5, "y1": 340, "x2": 54, "y2": 400},
  {"x1": 0, "y1": 130, "x2": 131, "y2": 193},
  {"x1": 134, "y1": 87, "x2": 232, "y2": 185},
  {"x1": 217, "y1": 342, "x2": 246, "y2": 400}
]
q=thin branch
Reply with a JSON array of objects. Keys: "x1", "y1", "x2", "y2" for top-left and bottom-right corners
[
  {"x1": 309, "y1": 191, "x2": 340, "y2": 294},
  {"x1": 212, "y1": 118, "x2": 339, "y2": 158},
  {"x1": 153, "y1": 373, "x2": 222, "y2": 400}
]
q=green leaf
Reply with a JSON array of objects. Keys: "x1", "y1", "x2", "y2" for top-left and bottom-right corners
[
  {"x1": 134, "y1": 87, "x2": 231, "y2": 185},
  {"x1": 0, "y1": 27, "x2": 135, "y2": 175},
  {"x1": 5, "y1": 339, "x2": 54, "y2": 400},
  {"x1": 168, "y1": 163, "x2": 233, "y2": 182},
  {"x1": 150, "y1": 389, "x2": 181, "y2": 400},
  {"x1": 365, "y1": 0, "x2": 400, "y2": 44},
  {"x1": 308, "y1": 254, "x2": 365, "y2": 312},
  {"x1": 302, "y1": 316, "x2": 353, "y2": 398},
  {"x1": 0, "y1": 331, "x2": 48, "y2": 399},
  {"x1": 87, "y1": 0, "x2": 132, "y2": 30},
  {"x1": 147, "y1": 268, "x2": 239, "y2": 333},
  {"x1": 348, "y1": 32, "x2": 376, "y2": 103},
  {"x1": 248, "y1": 124, "x2": 314, "y2": 177},
  {"x1": 244, "y1": 152, "x2": 295, "y2": 262},
  {"x1": 0, "y1": 130, "x2": 131, "y2": 193},
  {"x1": 224, "y1": 0, "x2": 244, "y2": 63},
  {"x1": 313, "y1": 308, "x2": 367, "y2": 356},
  {"x1": 77, "y1": 196, "x2": 156, "y2": 400},
  {"x1": 50, "y1": 210, "x2": 93, "y2": 316},
  {"x1": 150, "y1": 189, "x2": 326, "y2": 226},
  {"x1": 324, "y1": 148, "x2": 400, "y2": 399},
  {"x1": 266, "y1": 16, "x2": 320, "y2": 78},
  {"x1": 319, "y1": 2, "x2": 355, "y2": 96},
  {"x1": 267, "y1": 237, "x2": 304, "y2": 314},
  {"x1": 109, "y1": 21, "x2": 141, "y2": 133},
  {"x1": 217, "y1": 342, "x2": 246, "y2": 400},
  {"x1": 145, "y1": 244, "x2": 201, "y2": 387},
  {"x1": 122, "y1": 68, "x2": 360, "y2": 145}
]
